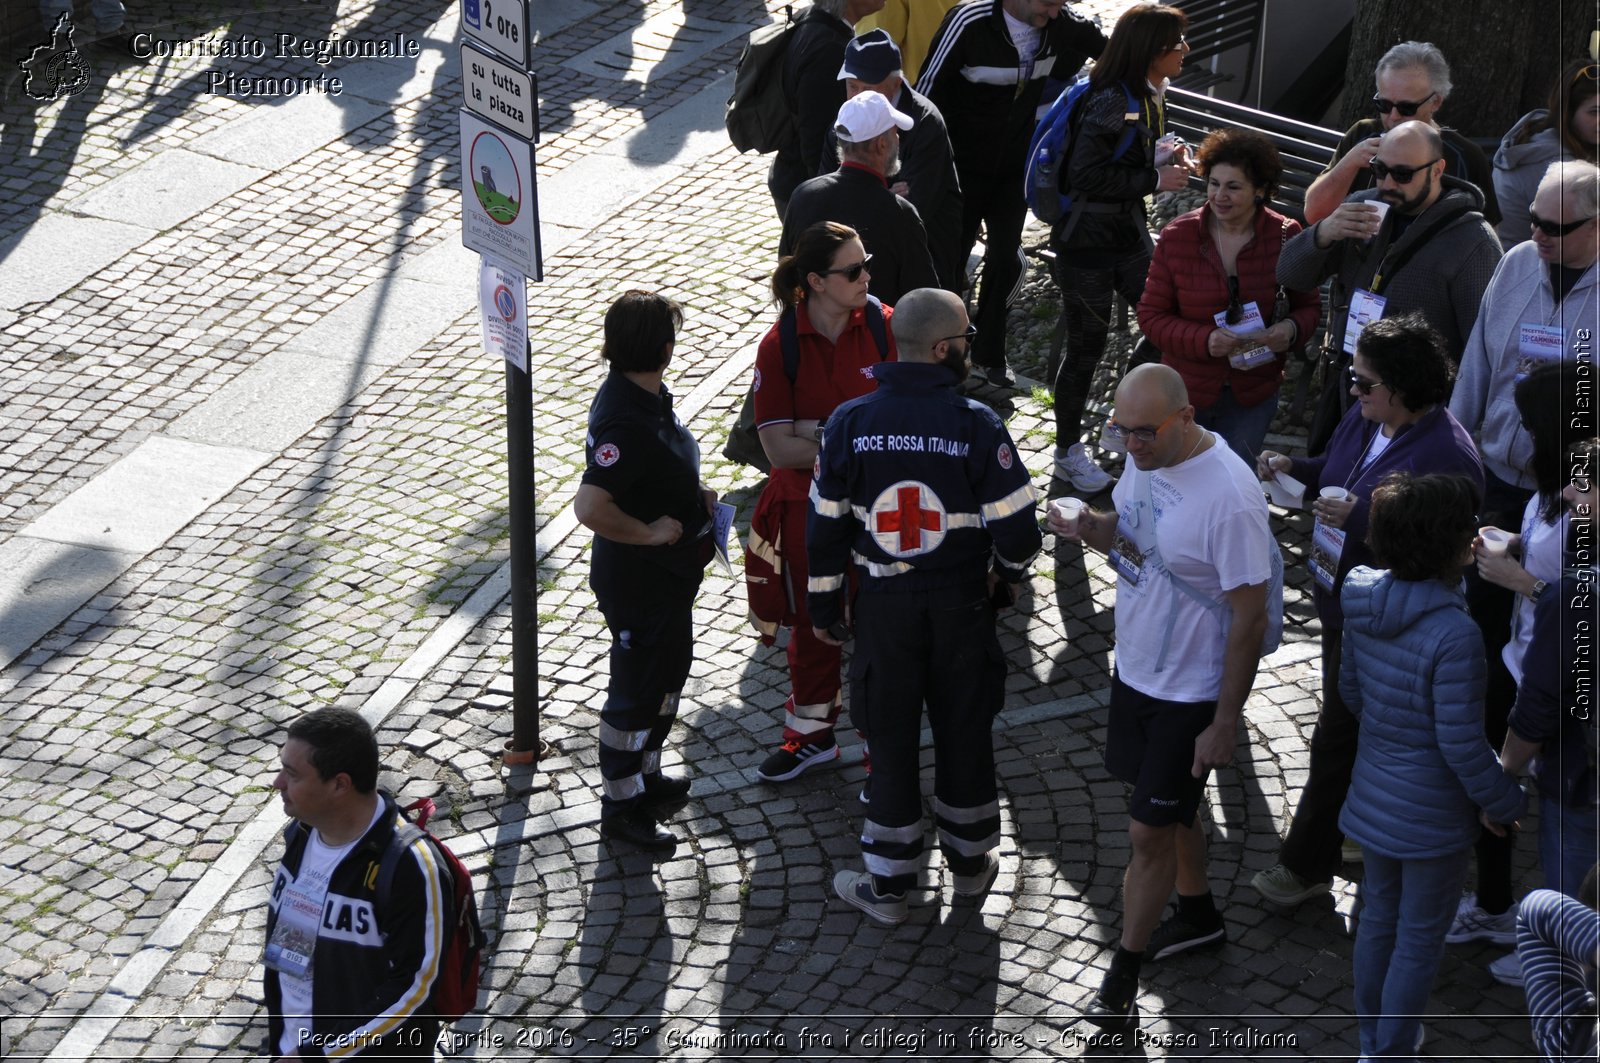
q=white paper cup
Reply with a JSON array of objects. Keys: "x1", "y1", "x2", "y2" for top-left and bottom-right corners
[
  {"x1": 1319, "y1": 486, "x2": 1352, "y2": 502},
  {"x1": 1052, "y1": 497, "x2": 1084, "y2": 535},
  {"x1": 1365, "y1": 200, "x2": 1390, "y2": 233},
  {"x1": 1479, "y1": 527, "x2": 1511, "y2": 557}
]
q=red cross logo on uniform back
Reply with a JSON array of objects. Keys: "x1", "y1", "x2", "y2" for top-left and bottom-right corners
[{"x1": 868, "y1": 481, "x2": 948, "y2": 557}]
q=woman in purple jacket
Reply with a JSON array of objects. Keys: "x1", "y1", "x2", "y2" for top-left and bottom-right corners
[{"x1": 1249, "y1": 313, "x2": 1484, "y2": 908}]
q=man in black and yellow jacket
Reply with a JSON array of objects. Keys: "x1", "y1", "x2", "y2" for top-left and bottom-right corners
[{"x1": 264, "y1": 708, "x2": 448, "y2": 1060}]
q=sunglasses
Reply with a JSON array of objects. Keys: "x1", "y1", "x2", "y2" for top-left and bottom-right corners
[
  {"x1": 1371, "y1": 92, "x2": 1437, "y2": 117},
  {"x1": 1225, "y1": 275, "x2": 1243, "y2": 325},
  {"x1": 1104, "y1": 407, "x2": 1183, "y2": 445},
  {"x1": 1529, "y1": 210, "x2": 1596, "y2": 237},
  {"x1": 934, "y1": 323, "x2": 977, "y2": 349},
  {"x1": 820, "y1": 254, "x2": 873, "y2": 282},
  {"x1": 1346, "y1": 368, "x2": 1391, "y2": 396},
  {"x1": 1369, "y1": 158, "x2": 1440, "y2": 184}
]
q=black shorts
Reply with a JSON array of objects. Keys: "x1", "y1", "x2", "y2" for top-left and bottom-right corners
[{"x1": 1104, "y1": 671, "x2": 1217, "y2": 827}]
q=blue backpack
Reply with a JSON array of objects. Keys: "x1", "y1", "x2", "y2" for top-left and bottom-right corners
[{"x1": 1024, "y1": 77, "x2": 1143, "y2": 231}]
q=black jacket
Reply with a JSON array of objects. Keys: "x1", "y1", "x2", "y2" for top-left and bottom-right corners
[
  {"x1": 820, "y1": 85, "x2": 967, "y2": 291},
  {"x1": 916, "y1": 0, "x2": 1105, "y2": 179},
  {"x1": 1052, "y1": 80, "x2": 1162, "y2": 255},
  {"x1": 768, "y1": 6, "x2": 854, "y2": 205},
  {"x1": 780, "y1": 162, "x2": 941, "y2": 304},
  {"x1": 265, "y1": 794, "x2": 448, "y2": 1059}
]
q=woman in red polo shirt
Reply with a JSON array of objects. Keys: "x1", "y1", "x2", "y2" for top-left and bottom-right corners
[{"x1": 749, "y1": 221, "x2": 898, "y2": 782}]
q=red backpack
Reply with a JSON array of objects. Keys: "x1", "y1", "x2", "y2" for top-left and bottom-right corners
[{"x1": 377, "y1": 797, "x2": 484, "y2": 1025}]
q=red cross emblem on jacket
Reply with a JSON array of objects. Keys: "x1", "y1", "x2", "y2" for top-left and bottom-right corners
[{"x1": 869, "y1": 481, "x2": 947, "y2": 556}]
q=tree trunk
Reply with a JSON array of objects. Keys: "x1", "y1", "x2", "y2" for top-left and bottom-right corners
[{"x1": 1343, "y1": 0, "x2": 1597, "y2": 138}]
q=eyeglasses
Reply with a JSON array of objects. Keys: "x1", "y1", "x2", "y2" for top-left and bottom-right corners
[
  {"x1": 1529, "y1": 210, "x2": 1596, "y2": 237},
  {"x1": 1225, "y1": 275, "x2": 1243, "y2": 325},
  {"x1": 1164, "y1": 35, "x2": 1188, "y2": 53},
  {"x1": 1371, "y1": 92, "x2": 1438, "y2": 117},
  {"x1": 821, "y1": 255, "x2": 873, "y2": 282},
  {"x1": 1346, "y1": 368, "x2": 1391, "y2": 396},
  {"x1": 934, "y1": 324, "x2": 977, "y2": 349},
  {"x1": 1104, "y1": 407, "x2": 1183, "y2": 445},
  {"x1": 1369, "y1": 158, "x2": 1440, "y2": 184}
]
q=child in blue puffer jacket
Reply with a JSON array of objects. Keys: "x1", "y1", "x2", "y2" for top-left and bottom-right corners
[{"x1": 1338, "y1": 471, "x2": 1526, "y2": 1063}]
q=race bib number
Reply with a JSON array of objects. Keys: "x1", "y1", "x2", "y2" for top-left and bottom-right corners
[
  {"x1": 1309, "y1": 519, "x2": 1348, "y2": 594},
  {"x1": 1342, "y1": 289, "x2": 1387, "y2": 355},
  {"x1": 1514, "y1": 323, "x2": 1564, "y2": 381},
  {"x1": 1109, "y1": 532, "x2": 1146, "y2": 586},
  {"x1": 1214, "y1": 301, "x2": 1275, "y2": 369}
]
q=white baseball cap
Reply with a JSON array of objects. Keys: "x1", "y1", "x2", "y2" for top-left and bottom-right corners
[{"x1": 833, "y1": 90, "x2": 913, "y2": 143}]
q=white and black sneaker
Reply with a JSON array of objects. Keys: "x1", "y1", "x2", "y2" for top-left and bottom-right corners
[{"x1": 756, "y1": 734, "x2": 840, "y2": 782}]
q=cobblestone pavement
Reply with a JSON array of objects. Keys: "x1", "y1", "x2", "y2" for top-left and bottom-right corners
[{"x1": 0, "y1": 0, "x2": 1549, "y2": 1059}]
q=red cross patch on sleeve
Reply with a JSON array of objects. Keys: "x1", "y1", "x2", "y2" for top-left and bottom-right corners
[
  {"x1": 752, "y1": 367, "x2": 762, "y2": 392},
  {"x1": 595, "y1": 442, "x2": 621, "y2": 467},
  {"x1": 997, "y1": 443, "x2": 1013, "y2": 470}
]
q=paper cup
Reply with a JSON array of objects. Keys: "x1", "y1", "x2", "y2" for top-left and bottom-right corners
[
  {"x1": 1365, "y1": 200, "x2": 1390, "y2": 233},
  {"x1": 1479, "y1": 526, "x2": 1511, "y2": 557},
  {"x1": 1319, "y1": 486, "x2": 1352, "y2": 502},
  {"x1": 1052, "y1": 497, "x2": 1084, "y2": 535}
]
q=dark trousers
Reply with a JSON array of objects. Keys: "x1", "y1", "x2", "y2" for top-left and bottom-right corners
[
  {"x1": 1050, "y1": 248, "x2": 1151, "y2": 446},
  {"x1": 958, "y1": 167, "x2": 1029, "y2": 370},
  {"x1": 595, "y1": 578, "x2": 698, "y2": 814},
  {"x1": 853, "y1": 584, "x2": 1003, "y2": 894},
  {"x1": 1279, "y1": 629, "x2": 1357, "y2": 882},
  {"x1": 1465, "y1": 468, "x2": 1534, "y2": 913}
]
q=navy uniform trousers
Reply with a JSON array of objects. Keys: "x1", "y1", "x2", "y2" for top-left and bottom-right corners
[{"x1": 853, "y1": 583, "x2": 1004, "y2": 895}]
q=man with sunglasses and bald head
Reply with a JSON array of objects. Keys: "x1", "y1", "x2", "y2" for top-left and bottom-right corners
[
  {"x1": 1303, "y1": 40, "x2": 1499, "y2": 228},
  {"x1": 1280, "y1": 120, "x2": 1503, "y2": 454}
]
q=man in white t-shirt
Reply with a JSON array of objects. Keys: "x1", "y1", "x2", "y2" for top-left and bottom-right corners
[
  {"x1": 264, "y1": 708, "x2": 447, "y2": 1059},
  {"x1": 1049, "y1": 364, "x2": 1274, "y2": 1031}
]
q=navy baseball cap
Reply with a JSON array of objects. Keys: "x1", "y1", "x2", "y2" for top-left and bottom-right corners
[{"x1": 838, "y1": 29, "x2": 903, "y2": 83}]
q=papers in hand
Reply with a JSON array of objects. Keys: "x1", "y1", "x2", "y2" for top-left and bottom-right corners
[
  {"x1": 712, "y1": 501, "x2": 736, "y2": 575},
  {"x1": 1265, "y1": 470, "x2": 1306, "y2": 509}
]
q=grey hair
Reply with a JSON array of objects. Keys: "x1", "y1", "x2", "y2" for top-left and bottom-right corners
[
  {"x1": 814, "y1": 0, "x2": 850, "y2": 19},
  {"x1": 1376, "y1": 41, "x2": 1452, "y2": 100},
  {"x1": 1538, "y1": 160, "x2": 1600, "y2": 219}
]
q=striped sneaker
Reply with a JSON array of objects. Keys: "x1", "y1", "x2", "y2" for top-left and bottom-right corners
[{"x1": 756, "y1": 734, "x2": 839, "y2": 782}]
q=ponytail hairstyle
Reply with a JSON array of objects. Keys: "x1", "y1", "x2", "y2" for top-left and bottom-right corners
[{"x1": 772, "y1": 221, "x2": 861, "y2": 310}]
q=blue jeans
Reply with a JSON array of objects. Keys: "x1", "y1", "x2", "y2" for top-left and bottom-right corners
[
  {"x1": 1353, "y1": 848, "x2": 1471, "y2": 1062},
  {"x1": 1539, "y1": 794, "x2": 1600, "y2": 899},
  {"x1": 1195, "y1": 383, "x2": 1279, "y2": 470}
]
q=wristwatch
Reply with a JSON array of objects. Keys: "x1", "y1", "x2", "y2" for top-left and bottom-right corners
[{"x1": 1527, "y1": 578, "x2": 1549, "y2": 602}]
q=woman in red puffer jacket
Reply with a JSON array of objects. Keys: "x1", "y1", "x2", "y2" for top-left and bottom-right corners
[{"x1": 1137, "y1": 128, "x2": 1321, "y2": 467}]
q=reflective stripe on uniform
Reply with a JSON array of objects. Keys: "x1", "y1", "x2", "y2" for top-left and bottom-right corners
[
  {"x1": 807, "y1": 573, "x2": 846, "y2": 593},
  {"x1": 981, "y1": 482, "x2": 1036, "y2": 522},
  {"x1": 599, "y1": 721, "x2": 650, "y2": 752},
  {"x1": 602, "y1": 772, "x2": 645, "y2": 801},
  {"x1": 809, "y1": 480, "x2": 850, "y2": 518},
  {"x1": 850, "y1": 550, "x2": 913, "y2": 577},
  {"x1": 932, "y1": 796, "x2": 1000, "y2": 824}
]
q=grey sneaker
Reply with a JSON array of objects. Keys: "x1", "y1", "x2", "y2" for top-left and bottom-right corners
[
  {"x1": 1488, "y1": 950, "x2": 1524, "y2": 987},
  {"x1": 833, "y1": 869, "x2": 908, "y2": 925},
  {"x1": 951, "y1": 852, "x2": 999, "y2": 897},
  {"x1": 1054, "y1": 443, "x2": 1115, "y2": 493},
  {"x1": 1445, "y1": 894, "x2": 1518, "y2": 946},
  {"x1": 1250, "y1": 864, "x2": 1332, "y2": 907}
]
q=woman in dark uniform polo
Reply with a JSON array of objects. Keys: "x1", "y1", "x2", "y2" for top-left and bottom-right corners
[{"x1": 574, "y1": 290, "x2": 716, "y2": 850}]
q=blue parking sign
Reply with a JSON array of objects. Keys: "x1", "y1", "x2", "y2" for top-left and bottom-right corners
[{"x1": 463, "y1": 0, "x2": 481, "y2": 30}]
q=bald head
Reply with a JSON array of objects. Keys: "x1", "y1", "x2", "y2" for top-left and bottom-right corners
[
  {"x1": 1382, "y1": 120, "x2": 1443, "y2": 160},
  {"x1": 1115, "y1": 363, "x2": 1189, "y2": 413},
  {"x1": 890, "y1": 288, "x2": 968, "y2": 363}
]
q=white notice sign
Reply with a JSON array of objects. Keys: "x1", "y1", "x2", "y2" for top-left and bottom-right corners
[
  {"x1": 461, "y1": 42, "x2": 537, "y2": 141},
  {"x1": 460, "y1": 0, "x2": 529, "y2": 68},
  {"x1": 479, "y1": 258, "x2": 528, "y2": 371},
  {"x1": 460, "y1": 109, "x2": 541, "y2": 280}
]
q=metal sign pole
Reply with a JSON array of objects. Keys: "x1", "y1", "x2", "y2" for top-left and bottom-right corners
[{"x1": 502, "y1": 338, "x2": 542, "y2": 765}]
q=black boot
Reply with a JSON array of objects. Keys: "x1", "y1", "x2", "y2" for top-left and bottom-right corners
[
  {"x1": 1083, "y1": 961, "x2": 1139, "y2": 1032},
  {"x1": 600, "y1": 805, "x2": 676, "y2": 850}
]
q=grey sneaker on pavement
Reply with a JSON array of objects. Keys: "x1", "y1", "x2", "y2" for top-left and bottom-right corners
[
  {"x1": 1146, "y1": 910, "x2": 1226, "y2": 961},
  {"x1": 951, "y1": 852, "x2": 1000, "y2": 897},
  {"x1": 1054, "y1": 443, "x2": 1115, "y2": 493},
  {"x1": 833, "y1": 869, "x2": 908, "y2": 925},
  {"x1": 1251, "y1": 864, "x2": 1332, "y2": 907},
  {"x1": 1445, "y1": 894, "x2": 1518, "y2": 946},
  {"x1": 1488, "y1": 950, "x2": 1525, "y2": 987}
]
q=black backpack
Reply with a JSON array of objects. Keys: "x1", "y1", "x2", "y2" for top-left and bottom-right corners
[
  {"x1": 722, "y1": 296, "x2": 890, "y2": 472},
  {"x1": 725, "y1": 6, "x2": 800, "y2": 153}
]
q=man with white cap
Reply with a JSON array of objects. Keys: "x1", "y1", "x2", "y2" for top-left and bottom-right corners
[
  {"x1": 823, "y1": 30, "x2": 965, "y2": 293},
  {"x1": 780, "y1": 91, "x2": 940, "y2": 304}
]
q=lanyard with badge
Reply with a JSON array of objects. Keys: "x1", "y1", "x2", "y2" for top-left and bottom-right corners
[
  {"x1": 1109, "y1": 497, "x2": 1148, "y2": 586},
  {"x1": 1339, "y1": 203, "x2": 1471, "y2": 355}
]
